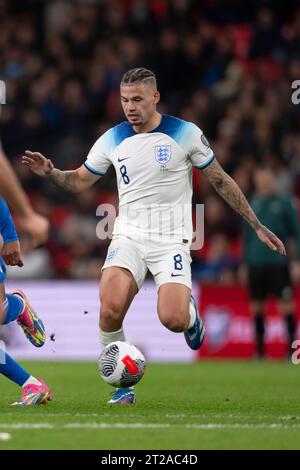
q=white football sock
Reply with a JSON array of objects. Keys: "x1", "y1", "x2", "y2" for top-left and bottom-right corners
[
  {"x1": 188, "y1": 297, "x2": 197, "y2": 329},
  {"x1": 22, "y1": 376, "x2": 42, "y2": 388},
  {"x1": 99, "y1": 327, "x2": 134, "y2": 390},
  {"x1": 99, "y1": 326, "x2": 126, "y2": 348}
]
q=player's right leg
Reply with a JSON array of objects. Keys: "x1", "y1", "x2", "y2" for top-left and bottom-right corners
[
  {"x1": 99, "y1": 237, "x2": 147, "y2": 404},
  {"x1": 100, "y1": 267, "x2": 139, "y2": 404},
  {"x1": 0, "y1": 279, "x2": 51, "y2": 405},
  {"x1": 157, "y1": 282, "x2": 205, "y2": 350}
]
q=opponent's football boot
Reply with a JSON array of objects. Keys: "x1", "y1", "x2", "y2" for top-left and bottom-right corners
[
  {"x1": 11, "y1": 378, "x2": 52, "y2": 406},
  {"x1": 13, "y1": 290, "x2": 46, "y2": 347}
]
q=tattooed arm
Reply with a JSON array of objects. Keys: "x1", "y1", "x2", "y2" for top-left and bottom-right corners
[
  {"x1": 22, "y1": 151, "x2": 100, "y2": 193},
  {"x1": 48, "y1": 167, "x2": 101, "y2": 193},
  {"x1": 202, "y1": 159, "x2": 286, "y2": 255}
]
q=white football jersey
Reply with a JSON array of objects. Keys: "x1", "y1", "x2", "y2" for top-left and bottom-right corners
[{"x1": 84, "y1": 115, "x2": 215, "y2": 244}]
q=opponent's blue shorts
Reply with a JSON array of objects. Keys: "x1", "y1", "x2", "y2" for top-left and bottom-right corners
[{"x1": 0, "y1": 257, "x2": 7, "y2": 283}]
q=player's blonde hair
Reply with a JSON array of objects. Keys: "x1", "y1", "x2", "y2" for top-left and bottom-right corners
[{"x1": 121, "y1": 68, "x2": 157, "y2": 89}]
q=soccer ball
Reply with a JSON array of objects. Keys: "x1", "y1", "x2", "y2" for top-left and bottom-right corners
[{"x1": 99, "y1": 341, "x2": 146, "y2": 388}]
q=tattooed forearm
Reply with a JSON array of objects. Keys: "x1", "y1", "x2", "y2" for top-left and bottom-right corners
[
  {"x1": 49, "y1": 169, "x2": 81, "y2": 193},
  {"x1": 203, "y1": 159, "x2": 261, "y2": 230}
]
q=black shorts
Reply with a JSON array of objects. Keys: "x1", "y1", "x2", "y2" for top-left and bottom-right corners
[{"x1": 248, "y1": 265, "x2": 293, "y2": 300}]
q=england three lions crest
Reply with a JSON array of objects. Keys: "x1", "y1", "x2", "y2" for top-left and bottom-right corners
[{"x1": 155, "y1": 145, "x2": 171, "y2": 165}]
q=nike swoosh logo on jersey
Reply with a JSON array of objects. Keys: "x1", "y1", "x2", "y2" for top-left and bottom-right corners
[
  {"x1": 118, "y1": 157, "x2": 131, "y2": 162},
  {"x1": 171, "y1": 273, "x2": 184, "y2": 277}
]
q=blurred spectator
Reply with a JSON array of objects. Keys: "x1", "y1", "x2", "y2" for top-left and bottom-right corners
[
  {"x1": 249, "y1": 7, "x2": 283, "y2": 59},
  {"x1": 193, "y1": 233, "x2": 237, "y2": 284},
  {"x1": 242, "y1": 166, "x2": 300, "y2": 358}
]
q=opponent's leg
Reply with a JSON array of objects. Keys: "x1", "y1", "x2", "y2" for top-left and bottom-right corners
[
  {"x1": 0, "y1": 350, "x2": 52, "y2": 406},
  {"x1": 0, "y1": 284, "x2": 4, "y2": 324},
  {"x1": 12, "y1": 289, "x2": 46, "y2": 347},
  {"x1": 0, "y1": 283, "x2": 51, "y2": 405},
  {"x1": 0, "y1": 278, "x2": 46, "y2": 348},
  {"x1": 157, "y1": 283, "x2": 205, "y2": 350},
  {"x1": 100, "y1": 266, "x2": 138, "y2": 404},
  {"x1": 0, "y1": 281, "x2": 24, "y2": 325}
]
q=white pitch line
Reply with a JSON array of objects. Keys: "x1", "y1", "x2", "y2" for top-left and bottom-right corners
[
  {"x1": 2, "y1": 413, "x2": 101, "y2": 418},
  {"x1": 65, "y1": 423, "x2": 171, "y2": 429},
  {"x1": 166, "y1": 414, "x2": 300, "y2": 420},
  {"x1": 1, "y1": 422, "x2": 300, "y2": 430},
  {"x1": 3, "y1": 412, "x2": 300, "y2": 421},
  {"x1": 0, "y1": 424, "x2": 53, "y2": 429},
  {"x1": 0, "y1": 432, "x2": 11, "y2": 441},
  {"x1": 186, "y1": 423, "x2": 300, "y2": 430}
]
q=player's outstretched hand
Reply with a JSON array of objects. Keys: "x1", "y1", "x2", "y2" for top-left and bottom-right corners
[
  {"x1": 1, "y1": 240, "x2": 23, "y2": 267},
  {"x1": 256, "y1": 225, "x2": 286, "y2": 256},
  {"x1": 22, "y1": 150, "x2": 54, "y2": 177}
]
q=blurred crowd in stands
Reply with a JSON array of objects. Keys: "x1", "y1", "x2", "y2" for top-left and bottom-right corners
[{"x1": 0, "y1": 0, "x2": 300, "y2": 282}]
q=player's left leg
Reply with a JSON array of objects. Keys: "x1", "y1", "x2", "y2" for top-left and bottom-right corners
[
  {"x1": 157, "y1": 282, "x2": 190, "y2": 332},
  {"x1": 157, "y1": 282, "x2": 205, "y2": 350},
  {"x1": 0, "y1": 281, "x2": 51, "y2": 405},
  {"x1": 147, "y1": 243, "x2": 205, "y2": 349}
]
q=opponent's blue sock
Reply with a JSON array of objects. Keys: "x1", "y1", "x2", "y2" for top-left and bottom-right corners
[
  {"x1": 2, "y1": 294, "x2": 25, "y2": 325},
  {"x1": 0, "y1": 350, "x2": 30, "y2": 386}
]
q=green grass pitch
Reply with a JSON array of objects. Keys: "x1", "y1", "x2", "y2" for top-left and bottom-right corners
[{"x1": 0, "y1": 360, "x2": 300, "y2": 450}]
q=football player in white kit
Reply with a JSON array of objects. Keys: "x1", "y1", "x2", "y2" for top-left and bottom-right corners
[{"x1": 23, "y1": 68, "x2": 286, "y2": 404}]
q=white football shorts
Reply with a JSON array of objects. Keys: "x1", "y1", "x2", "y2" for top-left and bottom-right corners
[{"x1": 102, "y1": 236, "x2": 192, "y2": 290}]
